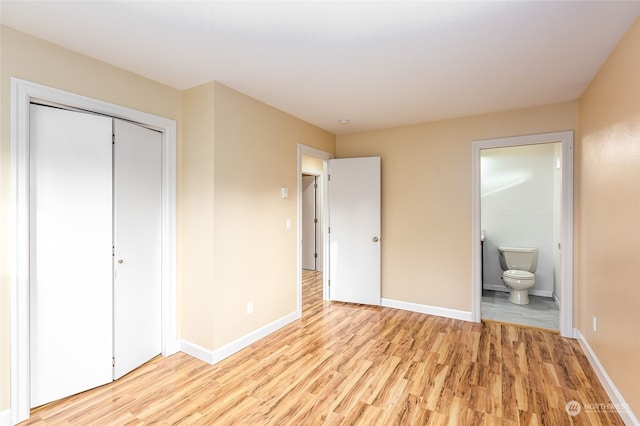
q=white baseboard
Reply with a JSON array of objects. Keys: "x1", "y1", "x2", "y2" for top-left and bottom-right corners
[
  {"x1": 575, "y1": 329, "x2": 639, "y2": 425},
  {"x1": 0, "y1": 409, "x2": 10, "y2": 426},
  {"x1": 381, "y1": 298, "x2": 472, "y2": 322},
  {"x1": 180, "y1": 311, "x2": 300, "y2": 365},
  {"x1": 483, "y1": 284, "x2": 553, "y2": 298},
  {"x1": 179, "y1": 340, "x2": 215, "y2": 364}
]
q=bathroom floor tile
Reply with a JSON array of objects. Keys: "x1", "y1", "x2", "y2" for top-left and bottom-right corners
[{"x1": 481, "y1": 289, "x2": 559, "y2": 331}]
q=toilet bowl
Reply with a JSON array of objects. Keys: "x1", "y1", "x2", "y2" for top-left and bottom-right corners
[
  {"x1": 498, "y1": 246, "x2": 538, "y2": 305},
  {"x1": 502, "y1": 269, "x2": 535, "y2": 305}
]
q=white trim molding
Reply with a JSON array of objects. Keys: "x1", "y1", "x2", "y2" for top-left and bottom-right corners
[
  {"x1": 471, "y1": 131, "x2": 574, "y2": 338},
  {"x1": 575, "y1": 330, "x2": 639, "y2": 425},
  {"x1": 0, "y1": 409, "x2": 11, "y2": 426},
  {"x1": 381, "y1": 298, "x2": 473, "y2": 322},
  {"x1": 10, "y1": 79, "x2": 178, "y2": 424},
  {"x1": 180, "y1": 311, "x2": 299, "y2": 365}
]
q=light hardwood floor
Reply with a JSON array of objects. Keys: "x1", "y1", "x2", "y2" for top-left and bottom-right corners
[{"x1": 22, "y1": 270, "x2": 623, "y2": 425}]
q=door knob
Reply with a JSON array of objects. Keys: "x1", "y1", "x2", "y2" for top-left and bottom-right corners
[
  {"x1": 372, "y1": 237, "x2": 379, "y2": 242},
  {"x1": 117, "y1": 259, "x2": 124, "y2": 264}
]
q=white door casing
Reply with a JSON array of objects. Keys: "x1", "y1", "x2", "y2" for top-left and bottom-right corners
[
  {"x1": 113, "y1": 119, "x2": 162, "y2": 380},
  {"x1": 328, "y1": 157, "x2": 381, "y2": 305},
  {"x1": 471, "y1": 131, "x2": 574, "y2": 338},
  {"x1": 29, "y1": 104, "x2": 114, "y2": 407}
]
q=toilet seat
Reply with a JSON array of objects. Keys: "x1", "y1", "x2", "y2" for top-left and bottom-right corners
[{"x1": 503, "y1": 270, "x2": 534, "y2": 280}]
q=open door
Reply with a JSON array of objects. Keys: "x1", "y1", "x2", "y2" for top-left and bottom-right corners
[{"x1": 327, "y1": 157, "x2": 381, "y2": 305}]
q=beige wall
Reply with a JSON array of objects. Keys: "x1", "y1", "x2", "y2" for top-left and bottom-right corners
[
  {"x1": 0, "y1": 25, "x2": 183, "y2": 412},
  {"x1": 180, "y1": 82, "x2": 217, "y2": 348},
  {"x1": 577, "y1": 17, "x2": 640, "y2": 417},
  {"x1": 180, "y1": 81, "x2": 336, "y2": 350},
  {"x1": 209, "y1": 83, "x2": 334, "y2": 348},
  {"x1": 336, "y1": 102, "x2": 578, "y2": 312},
  {"x1": 302, "y1": 154, "x2": 324, "y2": 173}
]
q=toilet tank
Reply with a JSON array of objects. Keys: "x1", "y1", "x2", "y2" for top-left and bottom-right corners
[{"x1": 498, "y1": 246, "x2": 538, "y2": 272}]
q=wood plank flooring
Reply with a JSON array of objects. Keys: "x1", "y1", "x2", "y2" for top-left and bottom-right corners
[{"x1": 22, "y1": 270, "x2": 623, "y2": 425}]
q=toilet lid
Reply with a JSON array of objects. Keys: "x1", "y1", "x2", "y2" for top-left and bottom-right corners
[{"x1": 504, "y1": 270, "x2": 534, "y2": 280}]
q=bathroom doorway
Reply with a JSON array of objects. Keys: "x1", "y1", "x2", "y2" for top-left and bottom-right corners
[
  {"x1": 480, "y1": 143, "x2": 561, "y2": 330},
  {"x1": 471, "y1": 131, "x2": 574, "y2": 337}
]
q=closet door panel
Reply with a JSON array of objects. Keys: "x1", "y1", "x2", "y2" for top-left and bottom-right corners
[
  {"x1": 113, "y1": 119, "x2": 162, "y2": 379},
  {"x1": 30, "y1": 104, "x2": 113, "y2": 407}
]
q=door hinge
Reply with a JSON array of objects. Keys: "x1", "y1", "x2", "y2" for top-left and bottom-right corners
[
  {"x1": 112, "y1": 134, "x2": 115, "y2": 145},
  {"x1": 112, "y1": 357, "x2": 115, "y2": 367},
  {"x1": 314, "y1": 183, "x2": 318, "y2": 189},
  {"x1": 328, "y1": 227, "x2": 331, "y2": 234},
  {"x1": 314, "y1": 253, "x2": 318, "y2": 258},
  {"x1": 314, "y1": 218, "x2": 318, "y2": 223},
  {"x1": 328, "y1": 279, "x2": 331, "y2": 287},
  {"x1": 328, "y1": 174, "x2": 330, "y2": 181}
]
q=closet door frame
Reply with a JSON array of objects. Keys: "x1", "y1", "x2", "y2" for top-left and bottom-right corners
[{"x1": 10, "y1": 78, "x2": 178, "y2": 424}]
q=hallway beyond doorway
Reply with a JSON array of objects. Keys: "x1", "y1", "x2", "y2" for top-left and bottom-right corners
[{"x1": 302, "y1": 270, "x2": 322, "y2": 312}]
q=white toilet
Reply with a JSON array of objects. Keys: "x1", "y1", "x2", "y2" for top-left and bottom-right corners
[{"x1": 498, "y1": 246, "x2": 538, "y2": 305}]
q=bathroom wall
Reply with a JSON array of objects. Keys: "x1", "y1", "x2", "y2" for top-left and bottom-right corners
[{"x1": 481, "y1": 143, "x2": 560, "y2": 298}]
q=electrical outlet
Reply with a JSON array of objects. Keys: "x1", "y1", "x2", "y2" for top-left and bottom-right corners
[
  {"x1": 247, "y1": 301, "x2": 254, "y2": 315},
  {"x1": 592, "y1": 315, "x2": 597, "y2": 332}
]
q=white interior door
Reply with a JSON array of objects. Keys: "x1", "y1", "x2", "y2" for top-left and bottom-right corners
[
  {"x1": 113, "y1": 119, "x2": 162, "y2": 380},
  {"x1": 328, "y1": 157, "x2": 381, "y2": 305},
  {"x1": 30, "y1": 104, "x2": 114, "y2": 407},
  {"x1": 315, "y1": 176, "x2": 323, "y2": 272},
  {"x1": 302, "y1": 175, "x2": 317, "y2": 270}
]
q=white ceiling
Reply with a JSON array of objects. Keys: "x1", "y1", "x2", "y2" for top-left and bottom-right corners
[{"x1": 2, "y1": 1, "x2": 639, "y2": 135}]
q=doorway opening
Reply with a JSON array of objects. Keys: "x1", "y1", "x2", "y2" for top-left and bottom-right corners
[
  {"x1": 471, "y1": 131, "x2": 574, "y2": 338},
  {"x1": 302, "y1": 173, "x2": 322, "y2": 272},
  {"x1": 480, "y1": 142, "x2": 561, "y2": 331},
  {"x1": 297, "y1": 145, "x2": 333, "y2": 316}
]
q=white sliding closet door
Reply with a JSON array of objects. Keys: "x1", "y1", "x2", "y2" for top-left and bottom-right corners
[
  {"x1": 30, "y1": 104, "x2": 114, "y2": 407},
  {"x1": 113, "y1": 119, "x2": 162, "y2": 379}
]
